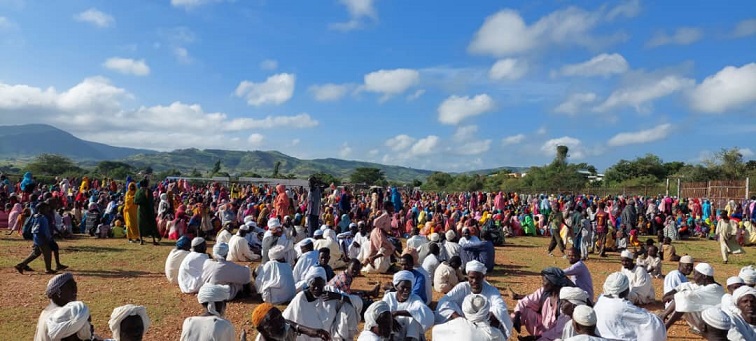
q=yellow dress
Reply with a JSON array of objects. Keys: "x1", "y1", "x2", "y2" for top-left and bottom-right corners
[{"x1": 123, "y1": 189, "x2": 139, "y2": 239}]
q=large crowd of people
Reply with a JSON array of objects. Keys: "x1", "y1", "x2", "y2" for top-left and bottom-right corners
[{"x1": 1, "y1": 172, "x2": 755, "y2": 340}]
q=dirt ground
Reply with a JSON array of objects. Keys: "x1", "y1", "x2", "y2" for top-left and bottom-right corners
[{"x1": 0, "y1": 233, "x2": 753, "y2": 340}]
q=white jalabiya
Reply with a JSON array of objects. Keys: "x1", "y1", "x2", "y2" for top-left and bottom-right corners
[
  {"x1": 217, "y1": 229, "x2": 233, "y2": 244},
  {"x1": 431, "y1": 316, "x2": 506, "y2": 341},
  {"x1": 382, "y1": 292, "x2": 434, "y2": 332},
  {"x1": 165, "y1": 249, "x2": 190, "y2": 284},
  {"x1": 728, "y1": 312, "x2": 756, "y2": 341},
  {"x1": 720, "y1": 293, "x2": 739, "y2": 316},
  {"x1": 439, "y1": 241, "x2": 460, "y2": 262},
  {"x1": 563, "y1": 335, "x2": 610, "y2": 341},
  {"x1": 227, "y1": 235, "x2": 259, "y2": 262},
  {"x1": 34, "y1": 303, "x2": 60, "y2": 341},
  {"x1": 292, "y1": 250, "x2": 320, "y2": 282},
  {"x1": 673, "y1": 282, "x2": 724, "y2": 312},
  {"x1": 435, "y1": 281, "x2": 513, "y2": 338},
  {"x1": 620, "y1": 266, "x2": 655, "y2": 305},
  {"x1": 421, "y1": 254, "x2": 440, "y2": 284},
  {"x1": 255, "y1": 260, "x2": 296, "y2": 304},
  {"x1": 282, "y1": 291, "x2": 359, "y2": 340},
  {"x1": 560, "y1": 319, "x2": 576, "y2": 340},
  {"x1": 178, "y1": 252, "x2": 210, "y2": 294},
  {"x1": 180, "y1": 315, "x2": 235, "y2": 341},
  {"x1": 663, "y1": 270, "x2": 687, "y2": 295},
  {"x1": 355, "y1": 330, "x2": 383, "y2": 341},
  {"x1": 593, "y1": 295, "x2": 666, "y2": 341}
]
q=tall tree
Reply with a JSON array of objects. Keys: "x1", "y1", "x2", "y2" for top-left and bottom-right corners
[
  {"x1": 349, "y1": 167, "x2": 385, "y2": 186},
  {"x1": 24, "y1": 154, "x2": 82, "y2": 176}
]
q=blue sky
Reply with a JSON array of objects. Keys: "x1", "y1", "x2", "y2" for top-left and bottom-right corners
[{"x1": 1, "y1": 0, "x2": 755, "y2": 172}]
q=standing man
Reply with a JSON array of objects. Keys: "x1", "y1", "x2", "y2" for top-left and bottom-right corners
[
  {"x1": 306, "y1": 177, "x2": 323, "y2": 238},
  {"x1": 595, "y1": 202, "x2": 609, "y2": 257},
  {"x1": 134, "y1": 179, "x2": 160, "y2": 246}
]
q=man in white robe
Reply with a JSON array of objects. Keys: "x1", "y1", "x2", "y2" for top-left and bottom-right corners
[
  {"x1": 593, "y1": 272, "x2": 666, "y2": 340},
  {"x1": 721, "y1": 276, "x2": 745, "y2": 316},
  {"x1": 201, "y1": 242, "x2": 253, "y2": 299},
  {"x1": 216, "y1": 222, "x2": 233, "y2": 244},
  {"x1": 293, "y1": 239, "x2": 319, "y2": 283},
  {"x1": 357, "y1": 301, "x2": 392, "y2": 341},
  {"x1": 227, "y1": 224, "x2": 260, "y2": 262},
  {"x1": 432, "y1": 294, "x2": 506, "y2": 340},
  {"x1": 383, "y1": 271, "x2": 435, "y2": 335},
  {"x1": 314, "y1": 228, "x2": 346, "y2": 269},
  {"x1": 435, "y1": 260, "x2": 513, "y2": 339},
  {"x1": 663, "y1": 255, "x2": 694, "y2": 295},
  {"x1": 406, "y1": 228, "x2": 428, "y2": 251},
  {"x1": 180, "y1": 284, "x2": 235, "y2": 341},
  {"x1": 458, "y1": 227, "x2": 480, "y2": 247},
  {"x1": 421, "y1": 243, "x2": 440, "y2": 283},
  {"x1": 178, "y1": 238, "x2": 211, "y2": 294},
  {"x1": 563, "y1": 305, "x2": 609, "y2": 341},
  {"x1": 165, "y1": 236, "x2": 191, "y2": 284},
  {"x1": 727, "y1": 286, "x2": 756, "y2": 341},
  {"x1": 619, "y1": 250, "x2": 655, "y2": 305},
  {"x1": 659, "y1": 262, "x2": 724, "y2": 331},
  {"x1": 439, "y1": 230, "x2": 461, "y2": 262},
  {"x1": 255, "y1": 245, "x2": 296, "y2": 304},
  {"x1": 35, "y1": 273, "x2": 78, "y2": 341},
  {"x1": 262, "y1": 218, "x2": 295, "y2": 265}
]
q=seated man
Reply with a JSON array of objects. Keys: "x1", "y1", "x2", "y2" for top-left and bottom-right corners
[
  {"x1": 201, "y1": 242, "x2": 253, "y2": 300},
  {"x1": 250, "y1": 303, "x2": 330, "y2": 341},
  {"x1": 439, "y1": 230, "x2": 460, "y2": 262},
  {"x1": 314, "y1": 229, "x2": 347, "y2": 269},
  {"x1": 361, "y1": 202, "x2": 399, "y2": 274},
  {"x1": 660, "y1": 262, "x2": 724, "y2": 331},
  {"x1": 108, "y1": 304, "x2": 150, "y2": 341},
  {"x1": 619, "y1": 250, "x2": 655, "y2": 305},
  {"x1": 35, "y1": 273, "x2": 79, "y2": 340},
  {"x1": 594, "y1": 272, "x2": 666, "y2": 340},
  {"x1": 292, "y1": 239, "x2": 319, "y2": 283},
  {"x1": 357, "y1": 301, "x2": 393, "y2": 341},
  {"x1": 563, "y1": 247, "x2": 594, "y2": 303},
  {"x1": 216, "y1": 221, "x2": 234, "y2": 244},
  {"x1": 181, "y1": 284, "x2": 235, "y2": 340},
  {"x1": 543, "y1": 287, "x2": 590, "y2": 341},
  {"x1": 227, "y1": 224, "x2": 260, "y2": 262},
  {"x1": 45, "y1": 301, "x2": 93, "y2": 341},
  {"x1": 255, "y1": 245, "x2": 296, "y2": 304},
  {"x1": 511, "y1": 267, "x2": 574, "y2": 338},
  {"x1": 663, "y1": 255, "x2": 694, "y2": 295},
  {"x1": 165, "y1": 236, "x2": 191, "y2": 284},
  {"x1": 398, "y1": 251, "x2": 431, "y2": 305},
  {"x1": 436, "y1": 260, "x2": 513, "y2": 339},
  {"x1": 432, "y1": 294, "x2": 506, "y2": 340},
  {"x1": 564, "y1": 305, "x2": 607, "y2": 341},
  {"x1": 421, "y1": 243, "x2": 441, "y2": 281},
  {"x1": 740, "y1": 265, "x2": 756, "y2": 287},
  {"x1": 637, "y1": 245, "x2": 662, "y2": 279},
  {"x1": 178, "y1": 237, "x2": 211, "y2": 294},
  {"x1": 701, "y1": 307, "x2": 732, "y2": 341},
  {"x1": 727, "y1": 286, "x2": 756, "y2": 340},
  {"x1": 434, "y1": 256, "x2": 464, "y2": 294},
  {"x1": 383, "y1": 271, "x2": 435, "y2": 337},
  {"x1": 721, "y1": 276, "x2": 745, "y2": 315},
  {"x1": 328, "y1": 258, "x2": 381, "y2": 298}
]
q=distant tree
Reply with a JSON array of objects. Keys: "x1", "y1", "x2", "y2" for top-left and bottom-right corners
[
  {"x1": 349, "y1": 167, "x2": 385, "y2": 186},
  {"x1": 311, "y1": 172, "x2": 340, "y2": 186},
  {"x1": 95, "y1": 161, "x2": 135, "y2": 179},
  {"x1": 143, "y1": 166, "x2": 154, "y2": 175},
  {"x1": 24, "y1": 154, "x2": 82, "y2": 176},
  {"x1": 555, "y1": 145, "x2": 569, "y2": 166},
  {"x1": 211, "y1": 160, "x2": 221, "y2": 176},
  {"x1": 272, "y1": 161, "x2": 282, "y2": 178},
  {"x1": 604, "y1": 154, "x2": 666, "y2": 185},
  {"x1": 411, "y1": 179, "x2": 422, "y2": 187},
  {"x1": 423, "y1": 172, "x2": 453, "y2": 190},
  {"x1": 189, "y1": 169, "x2": 202, "y2": 177},
  {"x1": 240, "y1": 171, "x2": 263, "y2": 178}
]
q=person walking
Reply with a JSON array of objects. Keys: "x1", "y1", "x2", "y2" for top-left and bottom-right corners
[{"x1": 15, "y1": 202, "x2": 66, "y2": 274}]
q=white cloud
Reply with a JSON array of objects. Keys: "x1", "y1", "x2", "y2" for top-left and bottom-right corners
[
  {"x1": 260, "y1": 59, "x2": 278, "y2": 71},
  {"x1": 339, "y1": 143, "x2": 353, "y2": 158},
  {"x1": 235, "y1": 73, "x2": 295, "y2": 106},
  {"x1": 453, "y1": 125, "x2": 478, "y2": 142},
  {"x1": 607, "y1": 123, "x2": 671, "y2": 147},
  {"x1": 467, "y1": 3, "x2": 637, "y2": 57},
  {"x1": 291, "y1": 138, "x2": 300, "y2": 146},
  {"x1": 103, "y1": 58, "x2": 150, "y2": 76},
  {"x1": 363, "y1": 68, "x2": 419, "y2": 100},
  {"x1": 646, "y1": 27, "x2": 703, "y2": 48},
  {"x1": 406, "y1": 89, "x2": 425, "y2": 101},
  {"x1": 437, "y1": 94, "x2": 494, "y2": 125},
  {"x1": 536, "y1": 127, "x2": 547, "y2": 135},
  {"x1": 739, "y1": 148, "x2": 754, "y2": 158},
  {"x1": 688, "y1": 63, "x2": 756, "y2": 114},
  {"x1": 554, "y1": 92, "x2": 598, "y2": 114},
  {"x1": 455, "y1": 139, "x2": 492, "y2": 155},
  {"x1": 594, "y1": 74, "x2": 694, "y2": 113},
  {"x1": 74, "y1": 8, "x2": 114, "y2": 28},
  {"x1": 368, "y1": 149, "x2": 379, "y2": 156},
  {"x1": 247, "y1": 133, "x2": 264, "y2": 146},
  {"x1": 330, "y1": 0, "x2": 377, "y2": 31},
  {"x1": 732, "y1": 19, "x2": 756, "y2": 38},
  {"x1": 226, "y1": 113, "x2": 318, "y2": 131},
  {"x1": 502, "y1": 134, "x2": 525, "y2": 146},
  {"x1": 385, "y1": 134, "x2": 416, "y2": 151},
  {"x1": 559, "y1": 53, "x2": 628, "y2": 77},
  {"x1": 171, "y1": 0, "x2": 222, "y2": 9},
  {"x1": 410, "y1": 135, "x2": 439, "y2": 156},
  {"x1": 308, "y1": 83, "x2": 351, "y2": 102},
  {"x1": 173, "y1": 47, "x2": 192, "y2": 64},
  {"x1": 0, "y1": 16, "x2": 15, "y2": 30},
  {"x1": 540, "y1": 136, "x2": 585, "y2": 159},
  {"x1": 489, "y1": 58, "x2": 528, "y2": 80}
]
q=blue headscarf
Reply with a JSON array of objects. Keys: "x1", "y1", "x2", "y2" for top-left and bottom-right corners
[
  {"x1": 20, "y1": 172, "x2": 34, "y2": 191},
  {"x1": 176, "y1": 236, "x2": 191, "y2": 249}
]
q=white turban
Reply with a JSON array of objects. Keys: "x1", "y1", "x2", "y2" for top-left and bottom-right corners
[
  {"x1": 244, "y1": 215, "x2": 254, "y2": 223},
  {"x1": 46, "y1": 301, "x2": 92, "y2": 341},
  {"x1": 213, "y1": 242, "x2": 229, "y2": 260},
  {"x1": 268, "y1": 218, "x2": 282, "y2": 232},
  {"x1": 445, "y1": 230, "x2": 456, "y2": 241},
  {"x1": 559, "y1": 287, "x2": 589, "y2": 306},
  {"x1": 739, "y1": 265, "x2": 756, "y2": 285},
  {"x1": 429, "y1": 233, "x2": 440, "y2": 242},
  {"x1": 197, "y1": 284, "x2": 231, "y2": 316},
  {"x1": 727, "y1": 276, "x2": 745, "y2": 286},
  {"x1": 701, "y1": 307, "x2": 731, "y2": 330},
  {"x1": 323, "y1": 228, "x2": 336, "y2": 240},
  {"x1": 314, "y1": 229, "x2": 324, "y2": 237},
  {"x1": 572, "y1": 305, "x2": 597, "y2": 326},
  {"x1": 462, "y1": 294, "x2": 490, "y2": 323},
  {"x1": 268, "y1": 245, "x2": 286, "y2": 261},
  {"x1": 732, "y1": 286, "x2": 756, "y2": 306},
  {"x1": 363, "y1": 301, "x2": 391, "y2": 331},
  {"x1": 620, "y1": 250, "x2": 634, "y2": 259},
  {"x1": 392, "y1": 270, "x2": 415, "y2": 288},
  {"x1": 108, "y1": 304, "x2": 150, "y2": 341},
  {"x1": 603, "y1": 272, "x2": 630, "y2": 296},
  {"x1": 694, "y1": 262, "x2": 714, "y2": 277},
  {"x1": 191, "y1": 237, "x2": 206, "y2": 247},
  {"x1": 304, "y1": 266, "x2": 327, "y2": 286},
  {"x1": 465, "y1": 260, "x2": 487, "y2": 275}
]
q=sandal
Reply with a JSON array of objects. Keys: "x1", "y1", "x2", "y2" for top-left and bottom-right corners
[{"x1": 14, "y1": 264, "x2": 24, "y2": 274}]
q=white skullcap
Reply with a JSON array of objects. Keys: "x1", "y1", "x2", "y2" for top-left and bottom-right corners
[
  {"x1": 320, "y1": 224, "x2": 329, "y2": 231},
  {"x1": 620, "y1": 250, "x2": 634, "y2": 259},
  {"x1": 727, "y1": 276, "x2": 745, "y2": 286},
  {"x1": 462, "y1": 294, "x2": 490, "y2": 323},
  {"x1": 603, "y1": 272, "x2": 630, "y2": 296},
  {"x1": 323, "y1": 229, "x2": 336, "y2": 240},
  {"x1": 244, "y1": 215, "x2": 254, "y2": 223},
  {"x1": 300, "y1": 238, "x2": 313, "y2": 247},
  {"x1": 739, "y1": 265, "x2": 756, "y2": 285},
  {"x1": 304, "y1": 266, "x2": 327, "y2": 286},
  {"x1": 363, "y1": 301, "x2": 390, "y2": 331},
  {"x1": 197, "y1": 284, "x2": 231, "y2": 316},
  {"x1": 108, "y1": 304, "x2": 150, "y2": 340},
  {"x1": 268, "y1": 245, "x2": 286, "y2": 261},
  {"x1": 429, "y1": 233, "x2": 440, "y2": 242},
  {"x1": 701, "y1": 307, "x2": 731, "y2": 330},
  {"x1": 445, "y1": 230, "x2": 456, "y2": 241},
  {"x1": 466, "y1": 260, "x2": 487, "y2": 275},
  {"x1": 393, "y1": 270, "x2": 415, "y2": 288},
  {"x1": 267, "y1": 218, "x2": 282, "y2": 231},
  {"x1": 559, "y1": 287, "x2": 589, "y2": 305},
  {"x1": 572, "y1": 305, "x2": 597, "y2": 326},
  {"x1": 213, "y1": 242, "x2": 229, "y2": 260},
  {"x1": 679, "y1": 255, "x2": 694, "y2": 264},
  {"x1": 46, "y1": 301, "x2": 92, "y2": 341},
  {"x1": 238, "y1": 224, "x2": 250, "y2": 231},
  {"x1": 314, "y1": 229, "x2": 324, "y2": 237},
  {"x1": 191, "y1": 237, "x2": 206, "y2": 247},
  {"x1": 695, "y1": 263, "x2": 714, "y2": 277},
  {"x1": 732, "y1": 286, "x2": 756, "y2": 305}
]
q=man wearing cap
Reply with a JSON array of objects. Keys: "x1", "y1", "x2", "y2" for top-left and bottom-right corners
[
  {"x1": 293, "y1": 238, "x2": 320, "y2": 283},
  {"x1": 727, "y1": 286, "x2": 756, "y2": 341},
  {"x1": 619, "y1": 250, "x2": 655, "y2": 305},
  {"x1": 255, "y1": 245, "x2": 296, "y2": 304},
  {"x1": 432, "y1": 294, "x2": 506, "y2": 340},
  {"x1": 740, "y1": 265, "x2": 756, "y2": 287},
  {"x1": 178, "y1": 237, "x2": 211, "y2": 294},
  {"x1": 721, "y1": 276, "x2": 745, "y2": 315},
  {"x1": 543, "y1": 287, "x2": 589, "y2": 340},
  {"x1": 593, "y1": 272, "x2": 666, "y2": 340},
  {"x1": 439, "y1": 229, "x2": 461, "y2": 262},
  {"x1": 180, "y1": 283, "x2": 235, "y2": 340},
  {"x1": 35, "y1": 273, "x2": 79, "y2": 341},
  {"x1": 663, "y1": 255, "x2": 694, "y2": 295},
  {"x1": 261, "y1": 218, "x2": 294, "y2": 265},
  {"x1": 201, "y1": 242, "x2": 253, "y2": 300},
  {"x1": 660, "y1": 262, "x2": 724, "y2": 330},
  {"x1": 563, "y1": 305, "x2": 608, "y2": 341},
  {"x1": 511, "y1": 267, "x2": 575, "y2": 339},
  {"x1": 436, "y1": 260, "x2": 513, "y2": 339},
  {"x1": 165, "y1": 236, "x2": 191, "y2": 284},
  {"x1": 228, "y1": 223, "x2": 260, "y2": 262},
  {"x1": 700, "y1": 307, "x2": 731, "y2": 341}
]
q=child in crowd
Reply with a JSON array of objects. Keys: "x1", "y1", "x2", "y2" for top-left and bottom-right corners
[
  {"x1": 661, "y1": 236, "x2": 681, "y2": 262},
  {"x1": 638, "y1": 245, "x2": 662, "y2": 278},
  {"x1": 112, "y1": 220, "x2": 126, "y2": 238}
]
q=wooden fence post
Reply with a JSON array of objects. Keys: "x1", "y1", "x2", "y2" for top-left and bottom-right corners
[
  {"x1": 677, "y1": 178, "x2": 681, "y2": 198},
  {"x1": 665, "y1": 178, "x2": 669, "y2": 197}
]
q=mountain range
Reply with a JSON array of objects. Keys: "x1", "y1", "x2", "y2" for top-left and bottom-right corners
[{"x1": 0, "y1": 124, "x2": 526, "y2": 182}]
